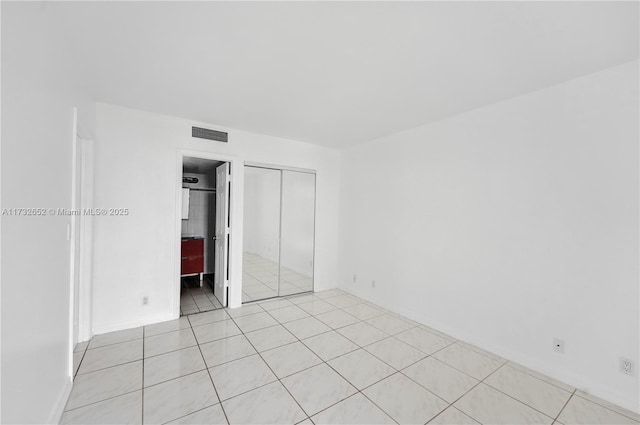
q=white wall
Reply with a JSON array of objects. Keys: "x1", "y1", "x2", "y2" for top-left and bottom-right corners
[
  {"x1": 1, "y1": 3, "x2": 95, "y2": 424},
  {"x1": 338, "y1": 61, "x2": 639, "y2": 413},
  {"x1": 92, "y1": 103, "x2": 340, "y2": 333}
]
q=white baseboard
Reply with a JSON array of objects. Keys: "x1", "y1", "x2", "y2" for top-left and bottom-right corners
[
  {"x1": 48, "y1": 377, "x2": 73, "y2": 425},
  {"x1": 92, "y1": 312, "x2": 177, "y2": 336},
  {"x1": 420, "y1": 314, "x2": 640, "y2": 414},
  {"x1": 339, "y1": 285, "x2": 640, "y2": 415}
]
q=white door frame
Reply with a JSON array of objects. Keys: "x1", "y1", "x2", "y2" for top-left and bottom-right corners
[
  {"x1": 78, "y1": 137, "x2": 95, "y2": 342},
  {"x1": 69, "y1": 108, "x2": 96, "y2": 375},
  {"x1": 174, "y1": 150, "x2": 244, "y2": 317},
  {"x1": 69, "y1": 108, "x2": 95, "y2": 388},
  {"x1": 214, "y1": 162, "x2": 231, "y2": 306},
  {"x1": 69, "y1": 109, "x2": 80, "y2": 378}
]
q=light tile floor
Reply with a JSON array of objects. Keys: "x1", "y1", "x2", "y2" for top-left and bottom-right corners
[
  {"x1": 180, "y1": 276, "x2": 223, "y2": 315},
  {"x1": 242, "y1": 253, "x2": 313, "y2": 303},
  {"x1": 66, "y1": 290, "x2": 640, "y2": 425}
]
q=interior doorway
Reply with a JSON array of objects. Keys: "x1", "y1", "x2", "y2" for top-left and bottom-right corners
[{"x1": 179, "y1": 156, "x2": 230, "y2": 315}]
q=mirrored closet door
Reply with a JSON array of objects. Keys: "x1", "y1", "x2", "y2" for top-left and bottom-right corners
[{"x1": 242, "y1": 166, "x2": 316, "y2": 303}]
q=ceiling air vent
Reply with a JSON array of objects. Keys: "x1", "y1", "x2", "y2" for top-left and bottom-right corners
[{"x1": 192, "y1": 126, "x2": 228, "y2": 143}]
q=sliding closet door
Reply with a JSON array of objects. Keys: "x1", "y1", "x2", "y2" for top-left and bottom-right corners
[
  {"x1": 279, "y1": 171, "x2": 316, "y2": 296},
  {"x1": 242, "y1": 167, "x2": 281, "y2": 302}
]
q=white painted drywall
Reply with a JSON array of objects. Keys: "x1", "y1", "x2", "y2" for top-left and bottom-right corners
[
  {"x1": 91, "y1": 103, "x2": 340, "y2": 333},
  {"x1": 53, "y1": 2, "x2": 640, "y2": 148},
  {"x1": 338, "y1": 61, "x2": 639, "y2": 413},
  {"x1": 1, "y1": 3, "x2": 95, "y2": 424}
]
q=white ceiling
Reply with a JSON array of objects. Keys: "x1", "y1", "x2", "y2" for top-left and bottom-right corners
[{"x1": 50, "y1": 1, "x2": 638, "y2": 148}]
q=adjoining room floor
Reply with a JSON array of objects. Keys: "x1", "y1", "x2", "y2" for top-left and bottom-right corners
[
  {"x1": 180, "y1": 276, "x2": 223, "y2": 315},
  {"x1": 243, "y1": 253, "x2": 313, "y2": 302},
  {"x1": 66, "y1": 290, "x2": 639, "y2": 425}
]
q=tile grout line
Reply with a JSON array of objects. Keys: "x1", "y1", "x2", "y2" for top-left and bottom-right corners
[
  {"x1": 334, "y1": 290, "x2": 595, "y2": 418},
  {"x1": 480, "y1": 371, "x2": 575, "y2": 421},
  {"x1": 77, "y1": 290, "x2": 629, "y2": 424},
  {"x1": 72, "y1": 344, "x2": 89, "y2": 381},
  {"x1": 86, "y1": 293, "x2": 440, "y2": 420},
  {"x1": 63, "y1": 353, "x2": 144, "y2": 414},
  {"x1": 499, "y1": 361, "x2": 574, "y2": 393},
  {"x1": 82, "y1": 298, "x2": 399, "y2": 403},
  {"x1": 144, "y1": 323, "x2": 192, "y2": 339},
  {"x1": 75, "y1": 358, "x2": 142, "y2": 377},
  {"x1": 474, "y1": 373, "x2": 530, "y2": 417},
  {"x1": 68, "y1": 339, "x2": 135, "y2": 417},
  {"x1": 570, "y1": 392, "x2": 640, "y2": 422},
  {"x1": 254, "y1": 297, "x2": 415, "y2": 423},
  {"x1": 189, "y1": 319, "x2": 232, "y2": 425},
  {"x1": 143, "y1": 368, "x2": 206, "y2": 390},
  {"x1": 84, "y1": 336, "x2": 143, "y2": 352},
  {"x1": 336, "y1": 328, "x2": 498, "y2": 424},
  {"x1": 141, "y1": 341, "x2": 199, "y2": 363},
  {"x1": 425, "y1": 406, "x2": 474, "y2": 425},
  {"x1": 552, "y1": 389, "x2": 576, "y2": 424},
  {"x1": 414, "y1": 340, "x2": 499, "y2": 381},
  {"x1": 211, "y1": 300, "x2": 373, "y2": 422},
  {"x1": 433, "y1": 354, "x2": 567, "y2": 424},
  {"x1": 223, "y1": 307, "x2": 312, "y2": 423},
  {"x1": 180, "y1": 277, "x2": 224, "y2": 315},
  {"x1": 70, "y1": 316, "x2": 535, "y2": 424},
  {"x1": 445, "y1": 356, "x2": 568, "y2": 422},
  {"x1": 295, "y1": 348, "x2": 397, "y2": 422},
  {"x1": 63, "y1": 389, "x2": 143, "y2": 414},
  {"x1": 339, "y1": 342, "x2": 463, "y2": 421},
  {"x1": 357, "y1": 370, "x2": 434, "y2": 425},
  {"x1": 68, "y1": 293, "x2": 336, "y2": 419},
  {"x1": 436, "y1": 361, "x2": 509, "y2": 425}
]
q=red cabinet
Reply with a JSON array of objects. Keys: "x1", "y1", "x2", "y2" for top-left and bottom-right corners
[{"x1": 181, "y1": 238, "x2": 204, "y2": 276}]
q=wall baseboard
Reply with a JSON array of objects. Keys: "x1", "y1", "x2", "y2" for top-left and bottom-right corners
[
  {"x1": 92, "y1": 312, "x2": 177, "y2": 336},
  {"x1": 420, "y1": 313, "x2": 640, "y2": 415},
  {"x1": 339, "y1": 285, "x2": 640, "y2": 415},
  {"x1": 48, "y1": 377, "x2": 73, "y2": 424}
]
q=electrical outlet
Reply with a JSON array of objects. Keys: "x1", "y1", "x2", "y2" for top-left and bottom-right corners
[
  {"x1": 371, "y1": 280, "x2": 376, "y2": 288},
  {"x1": 353, "y1": 274, "x2": 357, "y2": 283},
  {"x1": 620, "y1": 357, "x2": 634, "y2": 376},
  {"x1": 143, "y1": 296, "x2": 149, "y2": 305},
  {"x1": 552, "y1": 338, "x2": 564, "y2": 353}
]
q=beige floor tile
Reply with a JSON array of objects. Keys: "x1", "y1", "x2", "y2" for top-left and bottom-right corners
[
  {"x1": 363, "y1": 373, "x2": 448, "y2": 424},
  {"x1": 557, "y1": 395, "x2": 639, "y2": 425},
  {"x1": 403, "y1": 357, "x2": 478, "y2": 403},
  {"x1": 484, "y1": 364, "x2": 572, "y2": 418},
  {"x1": 454, "y1": 383, "x2": 553, "y2": 424},
  {"x1": 433, "y1": 342, "x2": 503, "y2": 379},
  {"x1": 310, "y1": 393, "x2": 395, "y2": 424}
]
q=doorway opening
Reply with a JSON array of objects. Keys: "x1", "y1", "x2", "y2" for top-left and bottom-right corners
[{"x1": 179, "y1": 156, "x2": 231, "y2": 315}]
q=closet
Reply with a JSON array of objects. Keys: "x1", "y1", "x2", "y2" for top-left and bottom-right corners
[{"x1": 242, "y1": 165, "x2": 316, "y2": 303}]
